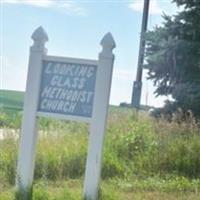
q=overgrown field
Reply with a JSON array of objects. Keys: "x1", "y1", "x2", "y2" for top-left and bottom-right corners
[{"x1": 1, "y1": 106, "x2": 200, "y2": 199}]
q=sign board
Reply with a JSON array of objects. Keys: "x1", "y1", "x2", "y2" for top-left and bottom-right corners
[
  {"x1": 16, "y1": 26, "x2": 115, "y2": 200},
  {"x1": 38, "y1": 60, "x2": 97, "y2": 118}
]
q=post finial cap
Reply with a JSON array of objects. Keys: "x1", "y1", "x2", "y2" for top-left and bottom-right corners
[
  {"x1": 100, "y1": 32, "x2": 116, "y2": 49},
  {"x1": 31, "y1": 26, "x2": 48, "y2": 43}
]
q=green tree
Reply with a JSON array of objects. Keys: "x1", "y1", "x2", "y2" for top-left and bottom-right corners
[{"x1": 145, "y1": 0, "x2": 200, "y2": 117}]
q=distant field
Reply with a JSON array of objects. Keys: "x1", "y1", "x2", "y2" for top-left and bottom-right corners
[{"x1": 0, "y1": 90, "x2": 24, "y2": 111}]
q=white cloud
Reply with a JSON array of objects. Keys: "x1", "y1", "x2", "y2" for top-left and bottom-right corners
[
  {"x1": 129, "y1": 0, "x2": 162, "y2": 15},
  {"x1": 7, "y1": 0, "x2": 53, "y2": 7},
  {"x1": 58, "y1": 2, "x2": 86, "y2": 16},
  {"x1": 2, "y1": 0, "x2": 53, "y2": 7},
  {"x1": 1, "y1": 0, "x2": 87, "y2": 16}
]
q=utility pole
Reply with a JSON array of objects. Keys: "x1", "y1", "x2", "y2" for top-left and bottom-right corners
[{"x1": 131, "y1": 0, "x2": 150, "y2": 109}]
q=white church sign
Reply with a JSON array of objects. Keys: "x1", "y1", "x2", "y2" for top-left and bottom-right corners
[
  {"x1": 38, "y1": 60, "x2": 97, "y2": 118},
  {"x1": 16, "y1": 26, "x2": 116, "y2": 200}
]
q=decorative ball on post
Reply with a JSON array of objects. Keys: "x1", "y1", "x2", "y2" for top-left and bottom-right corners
[
  {"x1": 100, "y1": 32, "x2": 116, "y2": 58},
  {"x1": 31, "y1": 26, "x2": 48, "y2": 51}
]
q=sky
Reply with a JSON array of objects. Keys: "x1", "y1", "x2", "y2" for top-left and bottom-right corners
[{"x1": 0, "y1": 0, "x2": 183, "y2": 107}]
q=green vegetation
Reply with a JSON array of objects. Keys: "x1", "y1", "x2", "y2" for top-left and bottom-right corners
[
  {"x1": 145, "y1": 0, "x2": 200, "y2": 118},
  {"x1": 0, "y1": 106, "x2": 200, "y2": 199},
  {"x1": 0, "y1": 90, "x2": 24, "y2": 128},
  {"x1": 0, "y1": 90, "x2": 24, "y2": 111}
]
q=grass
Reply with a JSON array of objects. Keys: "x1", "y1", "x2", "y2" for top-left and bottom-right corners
[
  {"x1": 0, "y1": 106, "x2": 200, "y2": 199},
  {"x1": 1, "y1": 179, "x2": 200, "y2": 200},
  {"x1": 0, "y1": 90, "x2": 24, "y2": 110},
  {"x1": 0, "y1": 90, "x2": 24, "y2": 128}
]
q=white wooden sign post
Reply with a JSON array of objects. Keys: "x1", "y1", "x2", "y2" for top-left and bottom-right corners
[
  {"x1": 16, "y1": 26, "x2": 116, "y2": 200},
  {"x1": 83, "y1": 34, "x2": 116, "y2": 200}
]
